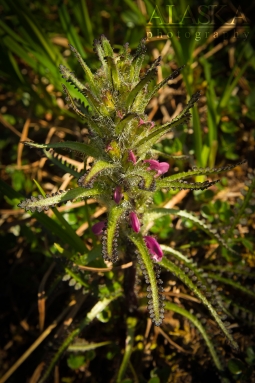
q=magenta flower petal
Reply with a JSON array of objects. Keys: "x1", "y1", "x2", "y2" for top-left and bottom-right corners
[
  {"x1": 128, "y1": 150, "x2": 137, "y2": 164},
  {"x1": 138, "y1": 118, "x2": 145, "y2": 127},
  {"x1": 144, "y1": 159, "x2": 160, "y2": 168},
  {"x1": 144, "y1": 236, "x2": 163, "y2": 262},
  {"x1": 105, "y1": 144, "x2": 113, "y2": 152},
  {"x1": 113, "y1": 186, "x2": 123, "y2": 204},
  {"x1": 144, "y1": 159, "x2": 169, "y2": 176},
  {"x1": 156, "y1": 162, "x2": 169, "y2": 175},
  {"x1": 138, "y1": 118, "x2": 155, "y2": 129},
  {"x1": 92, "y1": 221, "x2": 105, "y2": 235},
  {"x1": 129, "y1": 212, "x2": 140, "y2": 233}
]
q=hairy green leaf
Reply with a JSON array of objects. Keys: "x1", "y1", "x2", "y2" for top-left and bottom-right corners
[
  {"x1": 161, "y1": 256, "x2": 238, "y2": 349},
  {"x1": 157, "y1": 161, "x2": 246, "y2": 186},
  {"x1": 102, "y1": 205, "x2": 126, "y2": 262},
  {"x1": 77, "y1": 160, "x2": 117, "y2": 188},
  {"x1": 18, "y1": 186, "x2": 103, "y2": 212},
  {"x1": 165, "y1": 302, "x2": 224, "y2": 371},
  {"x1": 22, "y1": 140, "x2": 103, "y2": 160},
  {"x1": 129, "y1": 233, "x2": 165, "y2": 326}
]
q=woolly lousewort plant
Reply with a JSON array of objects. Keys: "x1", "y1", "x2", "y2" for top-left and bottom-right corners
[{"x1": 18, "y1": 36, "x2": 244, "y2": 339}]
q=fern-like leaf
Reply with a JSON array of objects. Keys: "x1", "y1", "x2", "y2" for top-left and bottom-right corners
[
  {"x1": 43, "y1": 149, "x2": 82, "y2": 178},
  {"x1": 155, "y1": 179, "x2": 219, "y2": 191},
  {"x1": 165, "y1": 301, "x2": 224, "y2": 371},
  {"x1": 102, "y1": 205, "x2": 126, "y2": 262},
  {"x1": 18, "y1": 186, "x2": 104, "y2": 212},
  {"x1": 129, "y1": 233, "x2": 165, "y2": 326},
  {"x1": 144, "y1": 208, "x2": 238, "y2": 255},
  {"x1": 225, "y1": 169, "x2": 255, "y2": 238},
  {"x1": 157, "y1": 160, "x2": 246, "y2": 187},
  {"x1": 22, "y1": 140, "x2": 103, "y2": 160},
  {"x1": 161, "y1": 256, "x2": 238, "y2": 349}
]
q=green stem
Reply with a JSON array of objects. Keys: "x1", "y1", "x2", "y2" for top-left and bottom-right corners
[{"x1": 117, "y1": 317, "x2": 137, "y2": 383}]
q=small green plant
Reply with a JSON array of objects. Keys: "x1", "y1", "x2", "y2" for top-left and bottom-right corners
[{"x1": 16, "y1": 36, "x2": 254, "y2": 381}]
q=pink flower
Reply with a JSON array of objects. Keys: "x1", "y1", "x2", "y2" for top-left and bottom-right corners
[
  {"x1": 144, "y1": 159, "x2": 169, "y2": 177},
  {"x1": 113, "y1": 186, "x2": 123, "y2": 204},
  {"x1": 137, "y1": 118, "x2": 145, "y2": 127},
  {"x1": 105, "y1": 144, "x2": 113, "y2": 152},
  {"x1": 128, "y1": 150, "x2": 137, "y2": 164},
  {"x1": 144, "y1": 236, "x2": 163, "y2": 262},
  {"x1": 129, "y1": 212, "x2": 140, "y2": 233},
  {"x1": 137, "y1": 118, "x2": 155, "y2": 129},
  {"x1": 92, "y1": 221, "x2": 105, "y2": 235}
]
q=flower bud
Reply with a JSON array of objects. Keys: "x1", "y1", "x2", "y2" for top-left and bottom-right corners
[
  {"x1": 144, "y1": 236, "x2": 163, "y2": 262},
  {"x1": 92, "y1": 221, "x2": 105, "y2": 235},
  {"x1": 128, "y1": 150, "x2": 137, "y2": 164},
  {"x1": 130, "y1": 212, "x2": 140, "y2": 233},
  {"x1": 113, "y1": 186, "x2": 123, "y2": 204}
]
